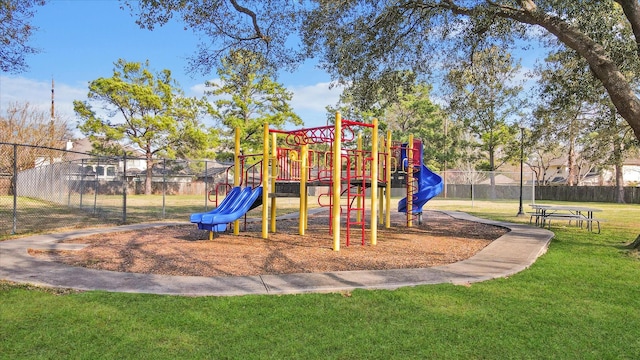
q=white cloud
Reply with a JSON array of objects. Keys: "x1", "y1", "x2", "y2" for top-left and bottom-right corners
[
  {"x1": 188, "y1": 79, "x2": 219, "y2": 97},
  {"x1": 288, "y1": 82, "x2": 344, "y2": 113},
  {"x1": 0, "y1": 76, "x2": 87, "y2": 124}
]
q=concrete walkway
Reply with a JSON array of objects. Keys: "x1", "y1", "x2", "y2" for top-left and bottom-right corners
[{"x1": 0, "y1": 211, "x2": 554, "y2": 296}]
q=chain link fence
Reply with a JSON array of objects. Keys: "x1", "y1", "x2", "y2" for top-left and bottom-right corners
[
  {"x1": 439, "y1": 170, "x2": 536, "y2": 204},
  {"x1": 1, "y1": 143, "x2": 232, "y2": 237},
  {"x1": 2, "y1": 142, "x2": 540, "y2": 237}
]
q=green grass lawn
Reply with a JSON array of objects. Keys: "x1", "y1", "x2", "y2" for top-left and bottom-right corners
[{"x1": 1, "y1": 199, "x2": 639, "y2": 359}]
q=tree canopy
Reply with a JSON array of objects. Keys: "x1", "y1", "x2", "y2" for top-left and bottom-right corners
[
  {"x1": 74, "y1": 59, "x2": 216, "y2": 195},
  {"x1": 0, "y1": 101, "x2": 72, "y2": 173},
  {"x1": 207, "y1": 49, "x2": 302, "y2": 159},
  {"x1": 126, "y1": 0, "x2": 640, "y2": 142},
  {"x1": 0, "y1": 0, "x2": 45, "y2": 73},
  {"x1": 445, "y1": 45, "x2": 523, "y2": 176},
  {"x1": 6, "y1": 1, "x2": 640, "y2": 148},
  {"x1": 0, "y1": 101, "x2": 71, "y2": 147},
  {"x1": 531, "y1": 7, "x2": 640, "y2": 196},
  {"x1": 124, "y1": 0, "x2": 306, "y2": 75}
]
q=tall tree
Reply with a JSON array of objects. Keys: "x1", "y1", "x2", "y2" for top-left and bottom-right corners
[
  {"x1": 0, "y1": 0, "x2": 45, "y2": 73},
  {"x1": 127, "y1": 1, "x2": 640, "y2": 141},
  {"x1": 532, "y1": 49, "x2": 598, "y2": 187},
  {"x1": 583, "y1": 104, "x2": 639, "y2": 202},
  {"x1": 207, "y1": 49, "x2": 302, "y2": 159},
  {"x1": 533, "y1": 5, "x2": 640, "y2": 197},
  {"x1": 326, "y1": 76, "x2": 463, "y2": 173},
  {"x1": 525, "y1": 137, "x2": 564, "y2": 186},
  {"x1": 74, "y1": 59, "x2": 216, "y2": 195},
  {"x1": 0, "y1": 101, "x2": 71, "y2": 173},
  {"x1": 382, "y1": 82, "x2": 462, "y2": 172},
  {"x1": 0, "y1": 101, "x2": 71, "y2": 146},
  {"x1": 445, "y1": 45, "x2": 523, "y2": 194},
  {"x1": 303, "y1": 1, "x2": 640, "y2": 142}
]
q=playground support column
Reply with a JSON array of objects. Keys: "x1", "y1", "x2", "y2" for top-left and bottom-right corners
[
  {"x1": 385, "y1": 130, "x2": 392, "y2": 228},
  {"x1": 262, "y1": 124, "x2": 269, "y2": 239},
  {"x1": 332, "y1": 112, "x2": 342, "y2": 251},
  {"x1": 233, "y1": 127, "x2": 241, "y2": 235},
  {"x1": 377, "y1": 129, "x2": 383, "y2": 225},
  {"x1": 379, "y1": 187, "x2": 384, "y2": 225},
  {"x1": 299, "y1": 144, "x2": 308, "y2": 235},
  {"x1": 356, "y1": 131, "x2": 363, "y2": 223},
  {"x1": 370, "y1": 118, "x2": 378, "y2": 246},
  {"x1": 270, "y1": 132, "x2": 277, "y2": 232},
  {"x1": 407, "y1": 134, "x2": 414, "y2": 227}
]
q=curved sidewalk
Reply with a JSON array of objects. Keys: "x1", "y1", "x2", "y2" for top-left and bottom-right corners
[{"x1": 0, "y1": 211, "x2": 554, "y2": 296}]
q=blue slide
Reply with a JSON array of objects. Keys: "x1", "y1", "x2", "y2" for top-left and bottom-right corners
[
  {"x1": 190, "y1": 186, "x2": 243, "y2": 223},
  {"x1": 191, "y1": 186, "x2": 263, "y2": 233},
  {"x1": 398, "y1": 143, "x2": 443, "y2": 214}
]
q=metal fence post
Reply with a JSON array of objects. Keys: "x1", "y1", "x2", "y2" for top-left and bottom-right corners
[
  {"x1": 162, "y1": 158, "x2": 166, "y2": 218},
  {"x1": 471, "y1": 170, "x2": 475, "y2": 208},
  {"x1": 93, "y1": 157, "x2": 99, "y2": 214},
  {"x1": 12, "y1": 144, "x2": 17, "y2": 235},
  {"x1": 79, "y1": 158, "x2": 85, "y2": 208}
]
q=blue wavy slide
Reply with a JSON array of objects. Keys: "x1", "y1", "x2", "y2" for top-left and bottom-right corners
[
  {"x1": 190, "y1": 186, "x2": 243, "y2": 224},
  {"x1": 398, "y1": 163, "x2": 443, "y2": 214},
  {"x1": 190, "y1": 186, "x2": 263, "y2": 232},
  {"x1": 398, "y1": 142, "x2": 443, "y2": 214}
]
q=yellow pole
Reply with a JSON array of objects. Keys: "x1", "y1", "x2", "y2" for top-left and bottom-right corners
[
  {"x1": 270, "y1": 133, "x2": 277, "y2": 233},
  {"x1": 332, "y1": 112, "x2": 342, "y2": 251},
  {"x1": 385, "y1": 130, "x2": 392, "y2": 228},
  {"x1": 370, "y1": 118, "x2": 378, "y2": 246},
  {"x1": 356, "y1": 131, "x2": 362, "y2": 223},
  {"x1": 407, "y1": 134, "x2": 413, "y2": 228},
  {"x1": 299, "y1": 144, "x2": 308, "y2": 235},
  {"x1": 262, "y1": 124, "x2": 269, "y2": 239},
  {"x1": 379, "y1": 187, "x2": 384, "y2": 225},
  {"x1": 233, "y1": 127, "x2": 241, "y2": 235},
  {"x1": 378, "y1": 131, "x2": 383, "y2": 225}
]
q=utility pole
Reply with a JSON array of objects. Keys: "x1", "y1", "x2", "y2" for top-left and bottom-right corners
[{"x1": 51, "y1": 78, "x2": 55, "y2": 120}]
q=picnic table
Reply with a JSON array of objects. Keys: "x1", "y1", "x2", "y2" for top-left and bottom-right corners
[{"x1": 528, "y1": 204, "x2": 603, "y2": 233}]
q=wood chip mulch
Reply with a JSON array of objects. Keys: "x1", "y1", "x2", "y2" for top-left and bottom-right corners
[{"x1": 28, "y1": 211, "x2": 507, "y2": 277}]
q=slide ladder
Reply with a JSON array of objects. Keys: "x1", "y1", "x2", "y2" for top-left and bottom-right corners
[
  {"x1": 405, "y1": 161, "x2": 420, "y2": 224},
  {"x1": 398, "y1": 140, "x2": 443, "y2": 223}
]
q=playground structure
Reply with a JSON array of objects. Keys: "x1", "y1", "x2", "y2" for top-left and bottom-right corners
[{"x1": 191, "y1": 112, "x2": 444, "y2": 251}]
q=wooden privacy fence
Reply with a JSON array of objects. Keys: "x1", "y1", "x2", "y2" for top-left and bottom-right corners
[{"x1": 535, "y1": 186, "x2": 640, "y2": 204}]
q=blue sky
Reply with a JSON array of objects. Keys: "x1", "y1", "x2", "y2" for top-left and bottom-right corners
[{"x1": 0, "y1": 0, "x2": 342, "y2": 133}]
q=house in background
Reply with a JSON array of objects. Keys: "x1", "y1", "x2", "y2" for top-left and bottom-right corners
[
  {"x1": 478, "y1": 174, "x2": 518, "y2": 185},
  {"x1": 601, "y1": 157, "x2": 640, "y2": 186},
  {"x1": 530, "y1": 155, "x2": 640, "y2": 186},
  {"x1": 64, "y1": 138, "x2": 146, "y2": 180},
  {"x1": 65, "y1": 138, "x2": 234, "y2": 194}
]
